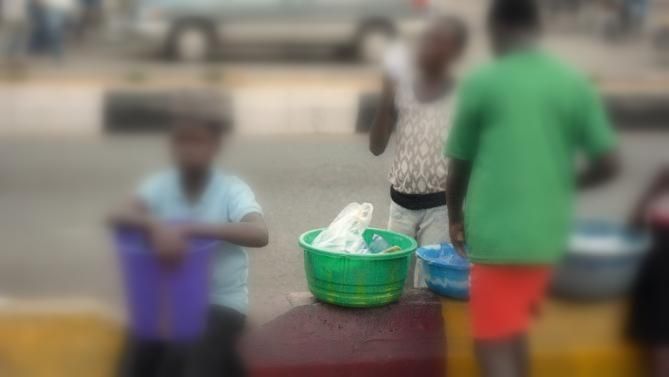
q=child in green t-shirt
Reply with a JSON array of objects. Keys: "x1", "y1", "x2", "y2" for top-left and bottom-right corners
[{"x1": 444, "y1": 1, "x2": 620, "y2": 376}]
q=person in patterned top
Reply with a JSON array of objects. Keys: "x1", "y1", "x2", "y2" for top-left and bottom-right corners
[{"x1": 369, "y1": 15, "x2": 468, "y2": 288}]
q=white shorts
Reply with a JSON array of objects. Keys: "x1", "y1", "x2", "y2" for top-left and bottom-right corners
[{"x1": 387, "y1": 202, "x2": 450, "y2": 288}]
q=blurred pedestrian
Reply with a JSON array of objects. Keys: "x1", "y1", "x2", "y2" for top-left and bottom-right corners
[
  {"x1": 76, "y1": 0, "x2": 102, "y2": 42},
  {"x1": 628, "y1": 166, "x2": 669, "y2": 377},
  {"x1": 109, "y1": 92, "x2": 268, "y2": 377},
  {"x1": 42, "y1": 0, "x2": 75, "y2": 59},
  {"x1": 28, "y1": 0, "x2": 47, "y2": 53},
  {"x1": 444, "y1": 0, "x2": 620, "y2": 376},
  {"x1": 621, "y1": 0, "x2": 648, "y2": 33},
  {"x1": 1, "y1": 0, "x2": 30, "y2": 64},
  {"x1": 369, "y1": 15, "x2": 468, "y2": 288}
]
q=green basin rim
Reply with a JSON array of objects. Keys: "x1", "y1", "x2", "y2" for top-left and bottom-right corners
[{"x1": 299, "y1": 228, "x2": 418, "y2": 261}]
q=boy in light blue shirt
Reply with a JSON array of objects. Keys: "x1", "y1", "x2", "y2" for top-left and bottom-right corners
[
  {"x1": 110, "y1": 93, "x2": 268, "y2": 377},
  {"x1": 136, "y1": 169, "x2": 262, "y2": 315}
]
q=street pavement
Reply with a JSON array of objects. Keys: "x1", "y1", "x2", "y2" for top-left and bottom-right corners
[
  {"x1": 0, "y1": 132, "x2": 667, "y2": 324},
  {"x1": 2, "y1": 1, "x2": 665, "y2": 91},
  {"x1": 8, "y1": 32, "x2": 661, "y2": 91}
]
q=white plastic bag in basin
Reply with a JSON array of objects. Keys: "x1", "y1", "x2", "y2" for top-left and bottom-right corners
[{"x1": 313, "y1": 203, "x2": 374, "y2": 254}]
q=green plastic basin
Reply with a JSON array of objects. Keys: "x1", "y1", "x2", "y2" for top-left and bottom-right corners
[{"x1": 298, "y1": 228, "x2": 418, "y2": 308}]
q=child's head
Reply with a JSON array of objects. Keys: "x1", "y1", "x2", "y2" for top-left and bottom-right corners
[
  {"x1": 168, "y1": 91, "x2": 232, "y2": 174},
  {"x1": 487, "y1": 0, "x2": 541, "y2": 55},
  {"x1": 416, "y1": 15, "x2": 468, "y2": 78}
]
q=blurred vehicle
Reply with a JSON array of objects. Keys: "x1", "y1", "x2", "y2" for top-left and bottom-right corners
[
  {"x1": 651, "y1": 0, "x2": 669, "y2": 50},
  {"x1": 121, "y1": 0, "x2": 431, "y2": 62}
]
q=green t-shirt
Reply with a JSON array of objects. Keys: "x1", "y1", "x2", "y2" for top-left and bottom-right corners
[{"x1": 445, "y1": 50, "x2": 617, "y2": 265}]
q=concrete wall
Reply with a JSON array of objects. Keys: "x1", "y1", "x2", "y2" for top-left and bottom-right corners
[
  {"x1": 0, "y1": 85, "x2": 362, "y2": 137},
  {"x1": 1, "y1": 84, "x2": 668, "y2": 137},
  {"x1": 0, "y1": 86, "x2": 104, "y2": 137}
]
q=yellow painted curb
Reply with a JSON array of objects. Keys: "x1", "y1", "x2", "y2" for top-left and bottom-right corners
[
  {"x1": 0, "y1": 300, "x2": 123, "y2": 377},
  {"x1": 441, "y1": 299, "x2": 643, "y2": 377},
  {"x1": 0, "y1": 297, "x2": 646, "y2": 376}
]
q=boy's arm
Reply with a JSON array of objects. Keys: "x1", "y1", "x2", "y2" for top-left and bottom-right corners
[
  {"x1": 107, "y1": 198, "x2": 156, "y2": 229},
  {"x1": 107, "y1": 198, "x2": 188, "y2": 265},
  {"x1": 629, "y1": 166, "x2": 669, "y2": 227},
  {"x1": 577, "y1": 151, "x2": 621, "y2": 190},
  {"x1": 443, "y1": 76, "x2": 483, "y2": 257},
  {"x1": 108, "y1": 199, "x2": 268, "y2": 247},
  {"x1": 369, "y1": 75, "x2": 398, "y2": 156},
  {"x1": 182, "y1": 212, "x2": 269, "y2": 248},
  {"x1": 446, "y1": 159, "x2": 472, "y2": 256},
  {"x1": 576, "y1": 81, "x2": 621, "y2": 190}
]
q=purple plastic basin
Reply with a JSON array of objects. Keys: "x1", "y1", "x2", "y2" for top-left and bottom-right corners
[{"x1": 114, "y1": 227, "x2": 218, "y2": 341}]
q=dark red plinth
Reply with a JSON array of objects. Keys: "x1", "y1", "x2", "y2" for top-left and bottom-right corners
[{"x1": 243, "y1": 290, "x2": 445, "y2": 377}]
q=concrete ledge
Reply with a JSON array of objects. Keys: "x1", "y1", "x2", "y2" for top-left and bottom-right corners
[
  {"x1": 1, "y1": 82, "x2": 669, "y2": 137},
  {"x1": 356, "y1": 92, "x2": 669, "y2": 133},
  {"x1": 244, "y1": 290, "x2": 445, "y2": 377},
  {"x1": 234, "y1": 87, "x2": 359, "y2": 135},
  {"x1": 0, "y1": 295, "x2": 646, "y2": 377},
  {"x1": 606, "y1": 93, "x2": 669, "y2": 128},
  {"x1": 0, "y1": 86, "x2": 103, "y2": 137},
  {"x1": 103, "y1": 87, "x2": 360, "y2": 135}
]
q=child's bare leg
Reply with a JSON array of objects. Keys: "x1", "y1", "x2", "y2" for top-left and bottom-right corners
[
  {"x1": 475, "y1": 334, "x2": 529, "y2": 377},
  {"x1": 513, "y1": 334, "x2": 530, "y2": 377}
]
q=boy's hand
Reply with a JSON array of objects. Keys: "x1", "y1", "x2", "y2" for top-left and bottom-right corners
[
  {"x1": 449, "y1": 221, "x2": 467, "y2": 257},
  {"x1": 149, "y1": 225, "x2": 188, "y2": 267}
]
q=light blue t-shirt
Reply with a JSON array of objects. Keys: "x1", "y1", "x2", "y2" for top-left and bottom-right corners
[{"x1": 137, "y1": 169, "x2": 262, "y2": 314}]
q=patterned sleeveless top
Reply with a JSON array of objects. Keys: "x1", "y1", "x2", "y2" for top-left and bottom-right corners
[{"x1": 389, "y1": 78, "x2": 453, "y2": 195}]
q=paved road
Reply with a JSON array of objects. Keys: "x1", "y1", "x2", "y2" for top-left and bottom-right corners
[{"x1": 0, "y1": 132, "x2": 667, "y2": 324}]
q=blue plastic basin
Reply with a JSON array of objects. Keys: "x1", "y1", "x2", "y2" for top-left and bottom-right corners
[
  {"x1": 417, "y1": 244, "x2": 471, "y2": 300},
  {"x1": 551, "y1": 220, "x2": 650, "y2": 300}
]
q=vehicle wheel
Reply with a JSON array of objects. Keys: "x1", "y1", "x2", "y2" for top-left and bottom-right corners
[
  {"x1": 170, "y1": 23, "x2": 214, "y2": 62},
  {"x1": 355, "y1": 24, "x2": 396, "y2": 64}
]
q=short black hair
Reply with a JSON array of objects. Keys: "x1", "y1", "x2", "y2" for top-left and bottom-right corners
[
  {"x1": 168, "y1": 90, "x2": 232, "y2": 136},
  {"x1": 489, "y1": 0, "x2": 541, "y2": 30}
]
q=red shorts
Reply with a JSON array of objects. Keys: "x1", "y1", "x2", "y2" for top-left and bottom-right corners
[{"x1": 470, "y1": 264, "x2": 553, "y2": 340}]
